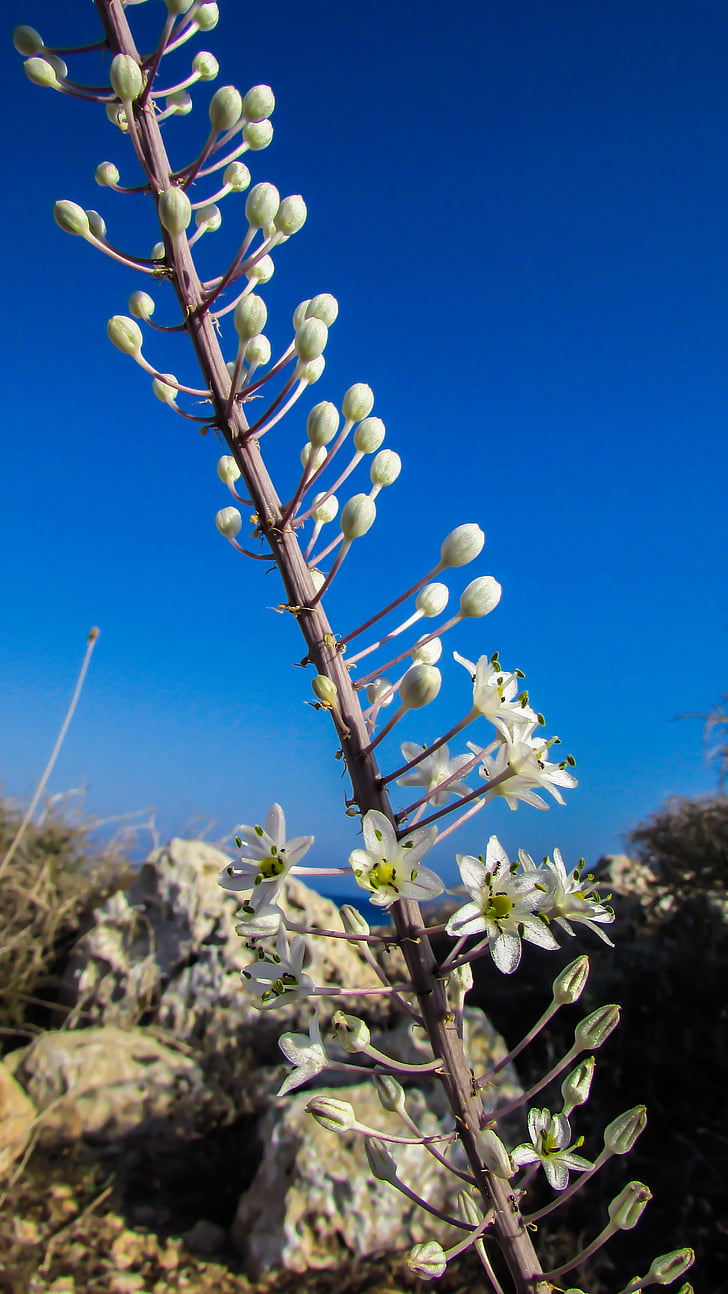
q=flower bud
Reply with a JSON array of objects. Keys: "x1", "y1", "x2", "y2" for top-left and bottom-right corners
[
  {"x1": 307, "y1": 401, "x2": 339, "y2": 447},
  {"x1": 448, "y1": 961, "x2": 473, "y2": 1009},
  {"x1": 234, "y1": 294, "x2": 267, "y2": 341},
  {"x1": 13, "y1": 25, "x2": 44, "y2": 56},
  {"x1": 243, "y1": 119, "x2": 273, "y2": 150},
  {"x1": 129, "y1": 290, "x2": 155, "y2": 320},
  {"x1": 95, "y1": 161, "x2": 120, "y2": 187},
  {"x1": 305, "y1": 1096, "x2": 356, "y2": 1132},
  {"x1": 366, "y1": 678, "x2": 394, "y2": 707},
  {"x1": 209, "y1": 85, "x2": 242, "y2": 133},
  {"x1": 166, "y1": 90, "x2": 192, "y2": 115},
  {"x1": 301, "y1": 444, "x2": 327, "y2": 472},
  {"x1": 24, "y1": 57, "x2": 58, "y2": 88},
  {"x1": 109, "y1": 53, "x2": 143, "y2": 102},
  {"x1": 459, "y1": 575, "x2": 502, "y2": 619},
  {"x1": 243, "y1": 84, "x2": 276, "y2": 122},
  {"x1": 312, "y1": 493, "x2": 338, "y2": 523},
  {"x1": 293, "y1": 300, "x2": 311, "y2": 328},
  {"x1": 407, "y1": 1241, "x2": 447, "y2": 1280},
  {"x1": 412, "y1": 636, "x2": 442, "y2": 664},
  {"x1": 603, "y1": 1105, "x2": 647, "y2": 1156},
  {"x1": 194, "y1": 1, "x2": 219, "y2": 29},
  {"x1": 158, "y1": 187, "x2": 192, "y2": 236},
  {"x1": 217, "y1": 455, "x2": 241, "y2": 485},
  {"x1": 53, "y1": 200, "x2": 89, "y2": 237},
  {"x1": 480, "y1": 1128, "x2": 515, "y2": 1179},
  {"x1": 416, "y1": 583, "x2": 448, "y2": 617},
  {"x1": 152, "y1": 372, "x2": 178, "y2": 404},
  {"x1": 552, "y1": 955, "x2": 590, "y2": 1006},
  {"x1": 106, "y1": 103, "x2": 128, "y2": 131},
  {"x1": 372, "y1": 1074, "x2": 406, "y2": 1114},
  {"x1": 353, "y1": 416, "x2": 385, "y2": 453},
  {"x1": 151, "y1": 241, "x2": 166, "y2": 261},
  {"x1": 645, "y1": 1251, "x2": 695, "y2": 1286},
  {"x1": 331, "y1": 1010, "x2": 371, "y2": 1052},
  {"x1": 247, "y1": 254, "x2": 275, "y2": 284},
  {"x1": 193, "y1": 50, "x2": 219, "y2": 80},
  {"x1": 224, "y1": 161, "x2": 251, "y2": 192},
  {"x1": 107, "y1": 315, "x2": 143, "y2": 355},
  {"x1": 340, "y1": 494, "x2": 376, "y2": 540},
  {"x1": 215, "y1": 507, "x2": 242, "y2": 538},
  {"x1": 85, "y1": 209, "x2": 106, "y2": 239},
  {"x1": 399, "y1": 663, "x2": 441, "y2": 710},
  {"x1": 195, "y1": 203, "x2": 222, "y2": 233},
  {"x1": 342, "y1": 383, "x2": 374, "y2": 422},
  {"x1": 440, "y1": 523, "x2": 485, "y2": 568},
  {"x1": 575, "y1": 1004, "x2": 620, "y2": 1050},
  {"x1": 298, "y1": 356, "x2": 326, "y2": 384},
  {"x1": 312, "y1": 675, "x2": 338, "y2": 708},
  {"x1": 245, "y1": 334, "x2": 272, "y2": 366},
  {"x1": 560, "y1": 1056, "x2": 595, "y2": 1117},
  {"x1": 310, "y1": 569, "x2": 326, "y2": 593},
  {"x1": 166, "y1": 0, "x2": 195, "y2": 12},
  {"x1": 365, "y1": 1137, "x2": 397, "y2": 1183},
  {"x1": 245, "y1": 181, "x2": 280, "y2": 230},
  {"x1": 275, "y1": 195, "x2": 307, "y2": 236},
  {"x1": 295, "y1": 318, "x2": 328, "y2": 362},
  {"x1": 370, "y1": 449, "x2": 401, "y2": 487},
  {"x1": 608, "y1": 1180, "x2": 652, "y2": 1231},
  {"x1": 306, "y1": 293, "x2": 339, "y2": 326},
  {"x1": 340, "y1": 904, "x2": 370, "y2": 936}
]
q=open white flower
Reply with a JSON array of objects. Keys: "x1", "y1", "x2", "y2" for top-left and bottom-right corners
[
  {"x1": 218, "y1": 803, "x2": 314, "y2": 906},
  {"x1": 469, "y1": 732, "x2": 577, "y2": 811},
  {"x1": 519, "y1": 848, "x2": 615, "y2": 945},
  {"x1": 277, "y1": 1010, "x2": 328, "y2": 1095},
  {"x1": 241, "y1": 927, "x2": 315, "y2": 1010},
  {"x1": 349, "y1": 809, "x2": 444, "y2": 908},
  {"x1": 446, "y1": 835, "x2": 559, "y2": 973},
  {"x1": 512, "y1": 1108, "x2": 592, "y2": 1190},
  {"x1": 454, "y1": 651, "x2": 538, "y2": 740},
  {"x1": 396, "y1": 741, "x2": 473, "y2": 806}
]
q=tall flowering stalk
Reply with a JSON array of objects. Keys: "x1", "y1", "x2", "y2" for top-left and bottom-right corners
[{"x1": 14, "y1": 5, "x2": 694, "y2": 1293}]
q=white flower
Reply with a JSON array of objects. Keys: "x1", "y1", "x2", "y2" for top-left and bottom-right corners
[
  {"x1": 454, "y1": 651, "x2": 538, "y2": 739},
  {"x1": 277, "y1": 1010, "x2": 327, "y2": 1095},
  {"x1": 349, "y1": 809, "x2": 444, "y2": 908},
  {"x1": 241, "y1": 927, "x2": 315, "y2": 1010},
  {"x1": 519, "y1": 848, "x2": 615, "y2": 945},
  {"x1": 511, "y1": 1108, "x2": 592, "y2": 1190},
  {"x1": 234, "y1": 894, "x2": 287, "y2": 939},
  {"x1": 469, "y1": 732, "x2": 577, "y2": 811},
  {"x1": 446, "y1": 835, "x2": 559, "y2": 973},
  {"x1": 396, "y1": 741, "x2": 473, "y2": 806},
  {"x1": 218, "y1": 803, "x2": 314, "y2": 906}
]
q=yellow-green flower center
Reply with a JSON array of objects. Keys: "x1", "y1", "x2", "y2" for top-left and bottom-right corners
[
  {"x1": 484, "y1": 892, "x2": 513, "y2": 922},
  {"x1": 370, "y1": 859, "x2": 397, "y2": 891}
]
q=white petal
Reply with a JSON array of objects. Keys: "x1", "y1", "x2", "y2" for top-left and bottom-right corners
[
  {"x1": 265, "y1": 803, "x2": 286, "y2": 844},
  {"x1": 490, "y1": 927, "x2": 522, "y2": 974}
]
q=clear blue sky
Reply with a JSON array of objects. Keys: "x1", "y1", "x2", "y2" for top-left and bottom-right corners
[{"x1": 1, "y1": 0, "x2": 726, "y2": 893}]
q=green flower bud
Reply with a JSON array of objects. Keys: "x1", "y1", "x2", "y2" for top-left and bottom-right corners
[
  {"x1": 372, "y1": 1074, "x2": 406, "y2": 1114},
  {"x1": 305, "y1": 1096, "x2": 356, "y2": 1132},
  {"x1": 247, "y1": 254, "x2": 275, "y2": 284},
  {"x1": 85, "y1": 209, "x2": 106, "y2": 240},
  {"x1": 448, "y1": 960, "x2": 473, "y2": 1008},
  {"x1": 195, "y1": 203, "x2": 222, "y2": 232},
  {"x1": 560, "y1": 1055, "x2": 595, "y2": 1117},
  {"x1": 340, "y1": 904, "x2": 370, "y2": 936},
  {"x1": 107, "y1": 315, "x2": 143, "y2": 355},
  {"x1": 306, "y1": 293, "x2": 339, "y2": 326},
  {"x1": 608, "y1": 1180, "x2": 652, "y2": 1231},
  {"x1": 109, "y1": 53, "x2": 143, "y2": 102},
  {"x1": 307, "y1": 401, "x2": 339, "y2": 447},
  {"x1": 603, "y1": 1105, "x2": 647, "y2": 1156},
  {"x1": 234, "y1": 294, "x2": 267, "y2": 341},
  {"x1": 192, "y1": 51, "x2": 219, "y2": 80},
  {"x1": 194, "y1": 1, "x2": 219, "y2": 30},
  {"x1": 95, "y1": 161, "x2": 120, "y2": 187},
  {"x1": 480, "y1": 1128, "x2": 515, "y2": 1179},
  {"x1": 243, "y1": 119, "x2": 273, "y2": 150},
  {"x1": 301, "y1": 444, "x2": 327, "y2": 472},
  {"x1": 166, "y1": 0, "x2": 195, "y2": 12},
  {"x1": 331, "y1": 1010, "x2": 371, "y2": 1052},
  {"x1": 353, "y1": 416, "x2": 385, "y2": 453},
  {"x1": 399, "y1": 663, "x2": 442, "y2": 710},
  {"x1": 245, "y1": 334, "x2": 272, "y2": 366},
  {"x1": 440, "y1": 523, "x2": 485, "y2": 568},
  {"x1": 151, "y1": 241, "x2": 166, "y2": 261},
  {"x1": 459, "y1": 575, "x2": 502, "y2": 618},
  {"x1": 458, "y1": 1190, "x2": 483, "y2": 1229},
  {"x1": 407, "y1": 1241, "x2": 447, "y2": 1280},
  {"x1": 224, "y1": 161, "x2": 251, "y2": 192},
  {"x1": 105, "y1": 102, "x2": 128, "y2": 131},
  {"x1": 295, "y1": 318, "x2": 328, "y2": 362},
  {"x1": 275, "y1": 195, "x2": 307, "y2": 235},
  {"x1": 644, "y1": 1250, "x2": 694, "y2": 1285},
  {"x1": 13, "y1": 26, "x2": 44, "y2": 56},
  {"x1": 365, "y1": 1137, "x2": 397, "y2": 1183},
  {"x1": 217, "y1": 456, "x2": 241, "y2": 485},
  {"x1": 340, "y1": 493, "x2": 376, "y2": 540},
  {"x1": 166, "y1": 90, "x2": 192, "y2": 116},
  {"x1": 312, "y1": 674, "x2": 338, "y2": 708},
  {"x1": 129, "y1": 290, "x2": 155, "y2": 320},
  {"x1": 342, "y1": 383, "x2": 374, "y2": 422},
  {"x1": 298, "y1": 356, "x2": 326, "y2": 384},
  {"x1": 24, "y1": 57, "x2": 58, "y2": 89},
  {"x1": 242, "y1": 83, "x2": 276, "y2": 122},
  {"x1": 552, "y1": 954, "x2": 590, "y2": 1006},
  {"x1": 365, "y1": 678, "x2": 394, "y2": 707},
  {"x1": 416, "y1": 583, "x2": 448, "y2": 617},
  {"x1": 370, "y1": 449, "x2": 401, "y2": 487},
  {"x1": 245, "y1": 181, "x2": 280, "y2": 230},
  {"x1": 575, "y1": 1003, "x2": 620, "y2": 1050},
  {"x1": 311, "y1": 492, "x2": 338, "y2": 524},
  {"x1": 293, "y1": 300, "x2": 311, "y2": 328},
  {"x1": 215, "y1": 507, "x2": 242, "y2": 538},
  {"x1": 158, "y1": 187, "x2": 192, "y2": 236},
  {"x1": 53, "y1": 200, "x2": 90, "y2": 237},
  {"x1": 209, "y1": 85, "x2": 242, "y2": 133},
  {"x1": 152, "y1": 372, "x2": 178, "y2": 404}
]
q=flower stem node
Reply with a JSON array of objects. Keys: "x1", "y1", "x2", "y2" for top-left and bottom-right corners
[
  {"x1": 354, "y1": 417, "x2": 386, "y2": 453},
  {"x1": 295, "y1": 319, "x2": 329, "y2": 362},
  {"x1": 107, "y1": 315, "x2": 143, "y2": 355},
  {"x1": 342, "y1": 383, "x2": 375, "y2": 422},
  {"x1": 110, "y1": 53, "x2": 144, "y2": 102},
  {"x1": 13, "y1": 26, "x2": 44, "y2": 56},
  {"x1": 217, "y1": 455, "x2": 241, "y2": 485},
  {"x1": 312, "y1": 675, "x2": 338, "y2": 708},
  {"x1": 129, "y1": 290, "x2": 155, "y2": 320},
  {"x1": 224, "y1": 161, "x2": 251, "y2": 191},
  {"x1": 243, "y1": 119, "x2": 273, "y2": 150},
  {"x1": 54, "y1": 201, "x2": 90, "y2": 237},
  {"x1": 604, "y1": 1105, "x2": 647, "y2": 1156},
  {"x1": 24, "y1": 57, "x2": 59, "y2": 89},
  {"x1": 608, "y1": 1181, "x2": 652, "y2": 1231},
  {"x1": 152, "y1": 373, "x2": 179, "y2": 404},
  {"x1": 575, "y1": 1004, "x2": 620, "y2": 1050},
  {"x1": 644, "y1": 1252, "x2": 695, "y2": 1286},
  {"x1": 365, "y1": 1137, "x2": 398, "y2": 1183},
  {"x1": 276, "y1": 195, "x2": 307, "y2": 236},
  {"x1": 552, "y1": 955, "x2": 590, "y2": 1005},
  {"x1": 209, "y1": 84, "x2": 242, "y2": 132},
  {"x1": 340, "y1": 494, "x2": 376, "y2": 540},
  {"x1": 373, "y1": 1073, "x2": 406, "y2": 1114},
  {"x1": 407, "y1": 1241, "x2": 448, "y2": 1280},
  {"x1": 459, "y1": 575, "x2": 502, "y2": 618},
  {"x1": 243, "y1": 84, "x2": 276, "y2": 122},
  {"x1": 370, "y1": 449, "x2": 401, "y2": 487},
  {"x1": 440, "y1": 523, "x2": 485, "y2": 567},
  {"x1": 215, "y1": 506, "x2": 242, "y2": 538},
  {"x1": 95, "y1": 162, "x2": 120, "y2": 187},
  {"x1": 306, "y1": 1096, "x2": 357, "y2": 1132},
  {"x1": 307, "y1": 401, "x2": 339, "y2": 446},
  {"x1": 193, "y1": 51, "x2": 220, "y2": 80},
  {"x1": 331, "y1": 1010, "x2": 371, "y2": 1052},
  {"x1": 399, "y1": 663, "x2": 441, "y2": 709},
  {"x1": 158, "y1": 187, "x2": 192, "y2": 236},
  {"x1": 245, "y1": 182, "x2": 280, "y2": 230},
  {"x1": 234, "y1": 294, "x2": 268, "y2": 341},
  {"x1": 306, "y1": 294, "x2": 339, "y2": 326}
]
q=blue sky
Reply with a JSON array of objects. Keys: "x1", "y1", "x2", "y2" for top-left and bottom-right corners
[{"x1": 1, "y1": 0, "x2": 726, "y2": 894}]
